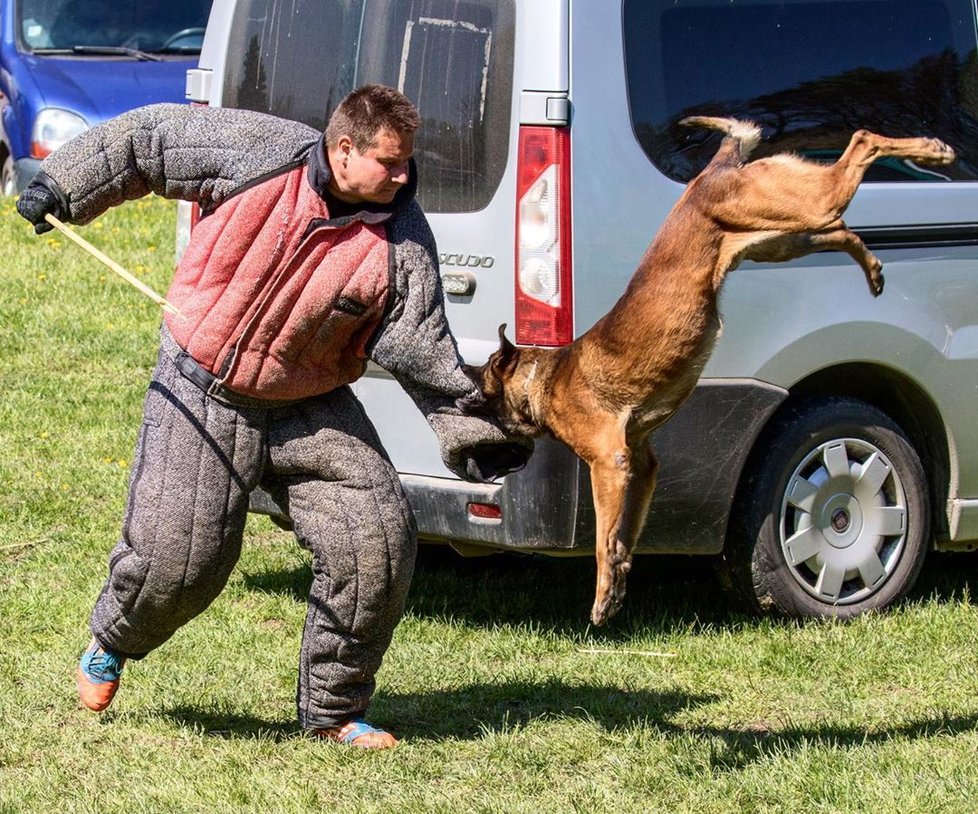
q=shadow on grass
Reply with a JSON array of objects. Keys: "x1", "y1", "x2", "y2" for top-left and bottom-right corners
[
  {"x1": 697, "y1": 711, "x2": 978, "y2": 771},
  {"x1": 160, "y1": 707, "x2": 298, "y2": 741},
  {"x1": 387, "y1": 682, "x2": 720, "y2": 740},
  {"x1": 241, "y1": 545, "x2": 748, "y2": 637},
  {"x1": 158, "y1": 687, "x2": 978, "y2": 770},
  {"x1": 159, "y1": 684, "x2": 716, "y2": 743},
  {"x1": 241, "y1": 543, "x2": 978, "y2": 636},
  {"x1": 388, "y1": 690, "x2": 978, "y2": 766}
]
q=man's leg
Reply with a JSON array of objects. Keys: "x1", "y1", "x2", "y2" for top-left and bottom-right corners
[
  {"x1": 89, "y1": 337, "x2": 266, "y2": 661},
  {"x1": 264, "y1": 386, "x2": 416, "y2": 740}
]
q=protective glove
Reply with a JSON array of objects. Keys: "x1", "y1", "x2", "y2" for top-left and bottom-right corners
[
  {"x1": 16, "y1": 172, "x2": 68, "y2": 234},
  {"x1": 423, "y1": 404, "x2": 534, "y2": 484},
  {"x1": 460, "y1": 440, "x2": 533, "y2": 483},
  {"x1": 448, "y1": 386, "x2": 534, "y2": 481}
]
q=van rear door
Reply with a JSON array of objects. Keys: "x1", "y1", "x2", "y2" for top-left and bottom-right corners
[{"x1": 209, "y1": 0, "x2": 524, "y2": 479}]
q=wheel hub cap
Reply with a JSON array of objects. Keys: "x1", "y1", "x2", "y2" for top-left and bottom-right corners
[
  {"x1": 780, "y1": 439, "x2": 907, "y2": 605},
  {"x1": 821, "y1": 494, "x2": 862, "y2": 548}
]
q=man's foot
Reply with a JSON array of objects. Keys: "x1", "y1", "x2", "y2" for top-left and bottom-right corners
[
  {"x1": 314, "y1": 719, "x2": 398, "y2": 749},
  {"x1": 76, "y1": 639, "x2": 126, "y2": 712}
]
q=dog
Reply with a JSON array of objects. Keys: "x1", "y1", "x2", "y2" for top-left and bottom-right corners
[{"x1": 465, "y1": 117, "x2": 956, "y2": 626}]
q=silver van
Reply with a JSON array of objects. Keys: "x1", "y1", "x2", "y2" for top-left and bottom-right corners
[{"x1": 183, "y1": 0, "x2": 978, "y2": 619}]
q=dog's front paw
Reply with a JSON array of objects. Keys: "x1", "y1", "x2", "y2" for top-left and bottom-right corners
[{"x1": 871, "y1": 270, "x2": 885, "y2": 297}]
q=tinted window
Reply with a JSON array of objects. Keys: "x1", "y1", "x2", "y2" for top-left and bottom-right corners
[
  {"x1": 17, "y1": 0, "x2": 211, "y2": 53},
  {"x1": 623, "y1": 0, "x2": 978, "y2": 181},
  {"x1": 223, "y1": 0, "x2": 515, "y2": 213}
]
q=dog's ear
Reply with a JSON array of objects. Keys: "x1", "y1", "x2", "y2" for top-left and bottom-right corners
[{"x1": 491, "y1": 323, "x2": 520, "y2": 377}]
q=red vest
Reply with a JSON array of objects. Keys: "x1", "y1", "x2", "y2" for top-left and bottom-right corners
[{"x1": 164, "y1": 166, "x2": 391, "y2": 402}]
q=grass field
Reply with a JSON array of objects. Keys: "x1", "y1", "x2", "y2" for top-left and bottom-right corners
[{"x1": 1, "y1": 195, "x2": 977, "y2": 813}]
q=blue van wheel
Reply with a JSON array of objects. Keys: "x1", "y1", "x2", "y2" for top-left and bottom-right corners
[{"x1": 2, "y1": 155, "x2": 15, "y2": 196}]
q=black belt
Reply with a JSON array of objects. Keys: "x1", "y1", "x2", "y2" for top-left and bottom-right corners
[
  {"x1": 169, "y1": 344, "x2": 304, "y2": 410},
  {"x1": 173, "y1": 350, "x2": 219, "y2": 392}
]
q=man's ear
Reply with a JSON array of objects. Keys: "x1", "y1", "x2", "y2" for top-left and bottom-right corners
[
  {"x1": 334, "y1": 134, "x2": 354, "y2": 168},
  {"x1": 491, "y1": 323, "x2": 520, "y2": 377}
]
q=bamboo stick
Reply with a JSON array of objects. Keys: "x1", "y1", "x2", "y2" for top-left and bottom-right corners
[{"x1": 44, "y1": 213, "x2": 183, "y2": 318}]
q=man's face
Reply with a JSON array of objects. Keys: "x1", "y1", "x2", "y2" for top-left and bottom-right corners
[{"x1": 332, "y1": 127, "x2": 414, "y2": 205}]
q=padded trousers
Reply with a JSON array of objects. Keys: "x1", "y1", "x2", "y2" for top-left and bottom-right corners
[{"x1": 89, "y1": 330, "x2": 417, "y2": 728}]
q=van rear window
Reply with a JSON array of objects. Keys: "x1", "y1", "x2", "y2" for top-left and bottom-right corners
[
  {"x1": 623, "y1": 0, "x2": 978, "y2": 182},
  {"x1": 222, "y1": 0, "x2": 515, "y2": 213}
]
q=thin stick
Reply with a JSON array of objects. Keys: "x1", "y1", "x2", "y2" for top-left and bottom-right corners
[
  {"x1": 0, "y1": 538, "x2": 48, "y2": 552},
  {"x1": 578, "y1": 648, "x2": 678, "y2": 658},
  {"x1": 44, "y1": 213, "x2": 184, "y2": 318}
]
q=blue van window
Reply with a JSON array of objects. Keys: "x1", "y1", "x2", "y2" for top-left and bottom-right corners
[
  {"x1": 17, "y1": 0, "x2": 210, "y2": 53},
  {"x1": 623, "y1": 0, "x2": 978, "y2": 182},
  {"x1": 223, "y1": 0, "x2": 515, "y2": 213}
]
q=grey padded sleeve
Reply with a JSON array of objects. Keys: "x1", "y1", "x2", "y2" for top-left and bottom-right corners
[
  {"x1": 39, "y1": 103, "x2": 320, "y2": 223},
  {"x1": 370, "y1": 203, "x2": 532, "y2": 480}
]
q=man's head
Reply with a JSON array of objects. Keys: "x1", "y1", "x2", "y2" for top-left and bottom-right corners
[{"x1": 325, "y1": 85, "x2": 421, "y2": 205}]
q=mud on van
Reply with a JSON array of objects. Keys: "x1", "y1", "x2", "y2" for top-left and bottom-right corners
[{"x1": 183, "y1": 0, "x2": 978, "y2": 619}]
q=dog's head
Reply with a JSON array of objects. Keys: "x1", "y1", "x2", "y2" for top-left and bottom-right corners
[{"x1": 463, "y1": 324, "x2": 544, "y2": 438}]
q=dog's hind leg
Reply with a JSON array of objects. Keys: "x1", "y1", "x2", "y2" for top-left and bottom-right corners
[
  {"x1": 829, "y1": 130, "x2": 955, "y2": 202},
  {"x1": 588, "y1": 440, "x2": 659, "y2": 627},
  {"x1": 705, "y1": 132, "x2": 955, "y2": 234}
]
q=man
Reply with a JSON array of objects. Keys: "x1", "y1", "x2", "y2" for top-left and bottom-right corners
[{"x1": 17, "y1": 86, "x2": 529, "y2": 749}]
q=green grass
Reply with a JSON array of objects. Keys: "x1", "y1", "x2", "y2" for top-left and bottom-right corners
[{"x1": 1, "y1": 195, "x2": 977, "y2": 813}]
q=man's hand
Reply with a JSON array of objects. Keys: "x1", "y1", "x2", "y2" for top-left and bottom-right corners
[{"x1": 16, "y1": 173, "x2": 66, "y2": 234}]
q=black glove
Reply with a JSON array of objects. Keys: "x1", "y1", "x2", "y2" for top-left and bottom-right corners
[
  {"x1": 16, "y1": 172, "x2": 67, "y2": 234},
  {"x1": 461, "y1": 440, "x2": 533, "y2": 483}
]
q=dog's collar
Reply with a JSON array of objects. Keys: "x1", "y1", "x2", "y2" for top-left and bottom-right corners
[{"x1": 523, "y1": 359, "x2": 541, "y2": 425}]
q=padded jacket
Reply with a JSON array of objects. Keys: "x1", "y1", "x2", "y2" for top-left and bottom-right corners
[
  {"x1": 38, "y1": 103, "x2": 530, "y2": 481},
  {"x1": 167, "y1": 159, "x2": 396, "y2": 402}
]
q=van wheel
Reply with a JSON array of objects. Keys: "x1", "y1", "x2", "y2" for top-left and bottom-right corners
[
  {"x1": 721, "y1": 397, "x2": 929, "y2": 619},
  {"x1": 2, "y1": 155, "x2": 16, "y2": 196}
]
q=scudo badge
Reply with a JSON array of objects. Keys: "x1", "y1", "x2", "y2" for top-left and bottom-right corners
[{"x1": 439, "y1": 253, "x2": 495, "y2": 269}]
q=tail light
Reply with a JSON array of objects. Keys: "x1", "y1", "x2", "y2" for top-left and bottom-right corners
[{"x1": 515, "y1": 126, "x2": 572, "y2": 346}]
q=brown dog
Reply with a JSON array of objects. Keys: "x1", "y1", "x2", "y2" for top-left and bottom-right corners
[{"x1": 466, "y1": 117, "x2": 956, "y2": 626}]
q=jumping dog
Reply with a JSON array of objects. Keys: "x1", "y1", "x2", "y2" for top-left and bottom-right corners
[{"x1": 465, "y1": 117, "x2": 955, "y2": 626}]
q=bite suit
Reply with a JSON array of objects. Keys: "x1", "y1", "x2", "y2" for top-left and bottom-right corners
[{"x1": 34, "y1": 103, "x2": 528, "y2": 728}]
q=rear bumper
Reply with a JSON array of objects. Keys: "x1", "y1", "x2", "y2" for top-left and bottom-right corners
[
  {"x1": 407, "y1": 377, "x2": 786, "y2": 555},
  {"x1": 252, "y1": 378, "x2": 787, "y2": 556}
]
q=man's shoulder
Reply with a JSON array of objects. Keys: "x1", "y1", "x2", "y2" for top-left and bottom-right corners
[
  {"x1": 171, "y1": 104, "x2": 321, "y2": 144},
  {"x1": 387, "y1": 200, "x2": 437, "y2": 271},
  {"x1": 390, "y1": 199, "x2": 432, "y2": 239}
]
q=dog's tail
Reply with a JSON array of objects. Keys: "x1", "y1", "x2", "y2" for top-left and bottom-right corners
[{"x1": 680, "y1": 116, "x2": 762, "y2": 161}]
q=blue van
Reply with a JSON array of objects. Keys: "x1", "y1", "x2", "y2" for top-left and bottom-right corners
[{"x1": 0, "y1": 0, "x2": 212, "y2": 194}]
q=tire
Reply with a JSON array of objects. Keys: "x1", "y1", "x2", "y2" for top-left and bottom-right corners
[
  {"x1": 2, "y1": 154, "x2": 16, "y2": 197},
  {"x1": 722, "y1": 396, "x2": 930, "y2": 619}
]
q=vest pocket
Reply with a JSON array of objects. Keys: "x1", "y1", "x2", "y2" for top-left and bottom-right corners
[
  {"x1": 270, "y1": 302, "x2": 373, "y2": 368},
  {"x1": 334, "y1": 296, "x2": 368, "y2": 316}
]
